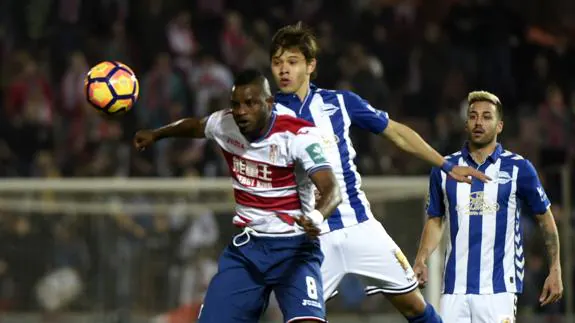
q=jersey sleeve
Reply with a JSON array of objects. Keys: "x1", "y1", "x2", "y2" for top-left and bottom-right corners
[
  {"x1": 343, "y1": 91, "x2": 389, "y2": 134},
  {"x1": 426, "y1": 167, "x2": 446, "y2": 217},
  {"x1": 291, "y1": 127, "x2": 332, "y2": 175},
  {"x1": 516, "y1": 159, "x2": 551, "y2": 215},
  {"x1": 204, "y1": 109, "x2": 228, "y2": 140}
]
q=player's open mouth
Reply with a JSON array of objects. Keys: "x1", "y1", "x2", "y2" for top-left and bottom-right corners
[
  {"x1": 280, "y1": 79, "x2": 290, "y2": 87},
  {"x1": 472, "y1": 129, "x2": 484, "y2": 134},
  {"x1": 237, "y1": 120, "x2": 249, "y2": 128}
]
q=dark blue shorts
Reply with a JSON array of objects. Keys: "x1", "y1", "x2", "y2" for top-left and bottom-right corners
[{"x1": 198, "y1": 232, "x2": 326, "y2": 323}]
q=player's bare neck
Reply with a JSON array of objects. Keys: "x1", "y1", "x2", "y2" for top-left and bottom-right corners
[
  {"x1": 246, "y1": 111, "x2": 273, "y2": 142},
  {"x1": 295, "y1": 81, "x2": 311, "y2": 102},
  {"x1": 468, "y1": 141, "x2": 497, "y2": 165}
]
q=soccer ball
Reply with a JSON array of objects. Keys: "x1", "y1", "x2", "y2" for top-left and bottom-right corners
[{"x1": 84, "y1": 61, "x2": 139, "y2": 115}]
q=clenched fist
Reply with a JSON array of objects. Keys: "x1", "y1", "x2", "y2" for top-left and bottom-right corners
[{"x1": 133, "y1": 130, "x2": 157, "y2": 151}]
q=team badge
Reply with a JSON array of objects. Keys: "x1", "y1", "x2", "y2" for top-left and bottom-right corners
[{"x1": 269, "y1": 144, "x2": 278, "y2": 164}]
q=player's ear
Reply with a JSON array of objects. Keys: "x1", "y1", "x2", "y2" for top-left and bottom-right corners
[
  {"x1": 306, "y1": 58, "x2": 317, "y2": 76},
  {"x1": 265, "y1": 96, "x2": 274, "y2": 109},
  {"x1": 497, "y1": 120, "x2": 503, "y2": 134}
]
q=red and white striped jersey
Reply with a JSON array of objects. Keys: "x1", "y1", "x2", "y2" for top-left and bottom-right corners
[{"x1": 205, "y1": 109, "x2": 332, "y2": 234}]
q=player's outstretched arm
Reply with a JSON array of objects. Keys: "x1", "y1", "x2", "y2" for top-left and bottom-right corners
[
  {"x1": 413, "y1": 217, "x2": 444, "y2": 288},
  {"x1": 380, "y1": 120, "x2": 490, "y2": 184},
  {"x1": 133, "y1": 117, "x2": 207, "y2": 151},
  {"x1": 535, "y1": 208, "x2": 563, "y2": 306}
]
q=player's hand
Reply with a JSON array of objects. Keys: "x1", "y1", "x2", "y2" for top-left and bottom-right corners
[
  {"x1": 133, "y1": 130, "x2": 157, "y2": 151},
  {"x1": 295, "y1": 216, "x2": 321, "y2": 239},
  {"x1": 413, "y1": 261, "x2": 428, "y2": 288},
  {"x1": 539, "y1": 269, "x2": 563, "y2": 306},
  {"x1": 449, "y1": 165, "x2": 491, "y2": 184}
]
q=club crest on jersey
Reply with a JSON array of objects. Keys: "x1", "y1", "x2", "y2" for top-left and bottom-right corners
[
  {"x1": 322, "y1": 103, "x2": 340, "y2": 117},
  {"x1": 499, "y1": 316, "x2": 512, "y2": 323},
  {"x1": 496, "y1": 171, "x2": 512, "y2": 184},
  {"x1": 305, "y1": 143, "x2": 327, "y2": 164},
  {"x1": 269, "y1": 144, "x2": 278, "y2": 164}
]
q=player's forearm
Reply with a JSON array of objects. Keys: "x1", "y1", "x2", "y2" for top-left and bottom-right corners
[
  {"x1": 536, "y1": 209, "x2": 561, "y2": 271},
  {"x1": 315, "y1": 184, "x2": 342, "y2": 220},
  {"x1": 153, "y1": 118, "x2": 205, "y2": 139},
  {"x1": 415, "y1": 217, "x2": 444, "y2": 265},
  {"x1": 382, "y1": 121, "x2": 445, "y2": 168}
]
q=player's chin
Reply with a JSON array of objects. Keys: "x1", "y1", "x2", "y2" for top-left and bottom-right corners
[
  {"x1": 278, "y1": 85, "x2": 296, "y2": 93},
  {"x1": 236, "y1": 123, "x2": 251, "y2": 134},
  {"x1": 470, "y1": 136, "x2": 490, "y2": 146}
]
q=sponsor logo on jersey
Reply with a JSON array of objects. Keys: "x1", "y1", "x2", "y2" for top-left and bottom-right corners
[
  {"x1": 302, "y1": 299, "x2": 322, "y2": 309},
  {"x1": 232, "y1": 156, "x2": 273, "y2": 189},
  {"x1": 305, "y1": 143, "x2": 327, "y2": 164},
  {"x1": 457, "y1": 191, "x2": 499, "y2": 215},
  {"x1": 226, "y1": 137, "x2": 245, "y2": 149}
]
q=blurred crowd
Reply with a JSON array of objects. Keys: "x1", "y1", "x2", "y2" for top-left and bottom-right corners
[{"x1": 0, "y1": 0, "x2": 574, "y2": 319}]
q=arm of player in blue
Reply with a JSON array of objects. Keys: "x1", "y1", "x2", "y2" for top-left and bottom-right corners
[
  {"x1": 343, "y1": 91, "x2": 389, "y2": 134},
  {"x1": 426, "y1": 167, "x2": 446, "y2": 217},
  {"x1": 516, "y1": 159, "x2": 551, "y2": 215}
]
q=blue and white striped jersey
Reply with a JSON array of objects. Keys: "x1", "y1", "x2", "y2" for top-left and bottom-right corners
[
  {"x1": 274, "y1": 85, "x2": 389, "y2": 233},
  {"x1": 426, "y1": 144, "x2": 551, "y2": 295}
]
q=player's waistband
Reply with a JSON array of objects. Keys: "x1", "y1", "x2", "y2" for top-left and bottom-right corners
[{"x1": 232, "y1": 227, "x2": 305, "y2": 247}]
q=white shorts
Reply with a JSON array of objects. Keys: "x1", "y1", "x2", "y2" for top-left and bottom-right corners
[
  {"x1": 440, "y1": 293, "x2": 517, "y2": 323},
  {"x1": 319, "y1": 218, "x2": 418, "y2": 300}
]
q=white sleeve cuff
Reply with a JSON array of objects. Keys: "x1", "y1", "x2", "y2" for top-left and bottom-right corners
[{"x1": 306, "y1": 209, "x2": 324, "y2": 227}]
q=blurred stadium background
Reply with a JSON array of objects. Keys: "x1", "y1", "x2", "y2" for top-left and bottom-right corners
[{"x1": 0, "y1": 0, "x2": 574, "y2": 322}]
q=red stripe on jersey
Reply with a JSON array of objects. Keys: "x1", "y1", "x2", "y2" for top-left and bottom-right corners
[
  {"x1": 234, "y1": 189, "x2": 302, "y2": 210},
  {"x1": 266, "y1": 114, "x2": 314, "y2": 138},
  {"x1": 221, "y1": 149, "x2": 296, "y2": 188}
]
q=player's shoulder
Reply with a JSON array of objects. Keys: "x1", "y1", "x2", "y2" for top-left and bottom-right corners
[
  {"x1": 499, "y1": 149, "x2": 525, "y2": 161},
  {"x1": 429, "y1": 150, "x2": 462, "y2": 178},
  {"x1": 209, "y1": 108, "x2": 233, "y2": 122},
  {"x1": 314, "y1": 88, "x2": 362, "y2": 103},
  {"x1": 498, "y1": 149, "x2": 532, "y2": 167},
  {"x1": 498, "y1": 150, "x2": 540, "y2": 177},
  {"x1": 270, "y1": 114, "x2": 315, "y2": 136},
  {"x1": 205, "y1": 109, "x2": 239, "y2": 140},
  {"x1": 444, "y1": 150, "x2": 463, "y2": 162}
]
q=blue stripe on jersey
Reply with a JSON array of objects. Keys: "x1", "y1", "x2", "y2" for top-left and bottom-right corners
[
  {"x1": 514, "y1": 208, "x2": 524, "y2": 292},
  {"x1": 322, "y1": 93, "x2": 368, "y2": 227},
  {"x1": 492, "y1": 169, "x2": 512, "y2": 293},
  {"x1": 444, "y1": 174, "x2": 459, "y2": 294},
  {"x1": 466, "y1": 162, "x2": 488, "y2": 294}
]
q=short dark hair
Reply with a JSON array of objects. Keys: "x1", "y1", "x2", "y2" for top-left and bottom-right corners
[
  {"x1": 233, "y1": 69, "x2": 271, "y2": 96},
  {"x1": 270, "y1": 22, "x2": 318, "y2": 78},
  {"x1": 467, "y1": 91, "x2": 503, "y2": 119}
]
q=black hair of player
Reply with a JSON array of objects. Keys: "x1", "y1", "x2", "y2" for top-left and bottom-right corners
[
  {"x1": 270, "y1": 22, "x2": 319, "y2": 79},
  {"x1": 233, "y1": 69, "x2": 272, "y2": 98},
  {"x1": 468, "y1": 96, "x2": 504, "y2": 120}
]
